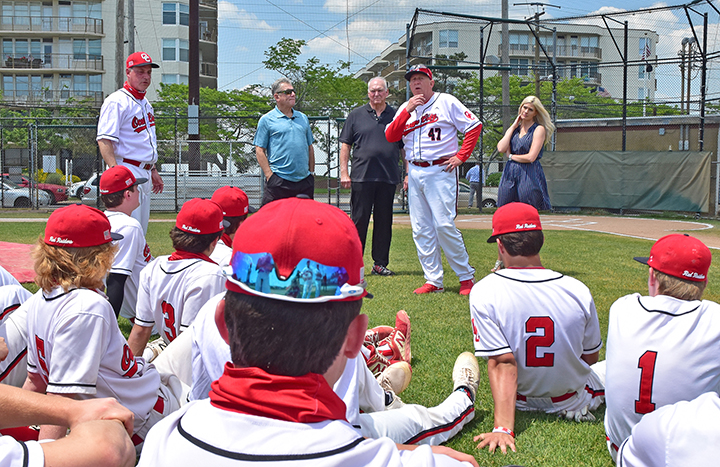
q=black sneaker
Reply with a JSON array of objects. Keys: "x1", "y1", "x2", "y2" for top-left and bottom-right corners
[{"x1": 371, "y1": 264, "x2": 395, "y2": 276}]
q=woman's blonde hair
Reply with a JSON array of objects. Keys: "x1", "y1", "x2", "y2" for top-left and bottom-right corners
[
  {"x1": 519, "y1": 95, "x2": 555, "y2": 145},
  {"x1": 33, "y1": 236, "x2": 117, "y2": 292}
]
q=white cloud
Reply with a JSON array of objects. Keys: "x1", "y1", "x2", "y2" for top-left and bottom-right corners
[
  {"x1": 305, "y1": 34, "x2": 391, "y2": 60},
  {"x1": 218, "y1": 1, "x2": 278, "y2": 31}
]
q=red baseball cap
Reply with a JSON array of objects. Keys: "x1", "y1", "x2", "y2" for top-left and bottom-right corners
[
  {"x1": 211, "y1": 186, "x2": 249, "y2": 217},
  {"x1": 226, "y1": 196, "x2": 368, "y2": 300},
  {"x1": 176, "y1": 198, "x2": 228, "y2": 235},
  {"x1": 405, "y1": 64, "x2": 433, "y2": 81},
  {"x1": 99, "y1": 166, "x2": 147, "y2": 195},
  {"x1": 45, "y1": 204, "x2": 123, "y2": 247},
  {"x1": 634, "y1": 234, "x2": 711, "y2": 282},
  {"x1": 487, "y1": 202, "x2": 542, "y2": 243},
  {"x1": 126, "y1": 51, "x2": 159, "y2": 69}
]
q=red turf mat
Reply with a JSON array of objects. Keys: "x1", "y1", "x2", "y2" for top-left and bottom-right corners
[{"x1": 0, "y1": 242, "x2": 34, "y2": 283}]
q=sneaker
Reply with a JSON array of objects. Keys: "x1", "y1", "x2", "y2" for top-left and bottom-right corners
[
  {"x1": 459, "y1": 279, "x2": 475, "y2": 296},
  {"x1": 452, "y1": 352, "x2": 480, "y2": 402},
  {"x1": 414, "y1": 283, "x2": 444, "y2": 294},
  {"x1": 371, "y1": 264, "x2": 395, "y2": 276},
  {"x1": 145, "y1": 338, "x2": 167, "y2": 363},
  {"x1": 394, "y1": 310, "x2": 412, "y2": 363},
  {"x1": 377, "y1": 361, "x2": 413, "y2": 395}
]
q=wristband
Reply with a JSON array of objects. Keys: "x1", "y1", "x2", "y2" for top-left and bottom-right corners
[
  {"x1": 492, "y1": 426, "x2": 515, "y2": 438},
  {"x1": 508, "y1": 154, "x2": 513, "y2": 161}
]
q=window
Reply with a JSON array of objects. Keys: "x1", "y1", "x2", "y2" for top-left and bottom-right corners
[
  {"x1": 439, "y1": 30, "x2": 458, "y2": 48},
  {"x1": 16, "y1": 75, "x2": 28, "y2": 96},
  {"x1": 581, "y1": 36, "x2": 598, "y2": 51},
  {"x1": 3, "y1": 75, "x2": 13, "y2": 95},
  {"x1": 510, "y1": 58, "x2": 529, "y2": 76},
  {"x1": 539, "y1": 36, "x2": 554, "y2": 51},
  {"x1": 638, "y1": 87, "x2": 648, "y2": 100},
  {"x1": 163, "y1": 3, "x2": 189, "y2": 25},
  {"x1": 510, "y1": 33, "x2": 529, "y2": 52},
  {"x1": 73, "y1": 74, "x2": 86, "y2": 93},
  {"x1": 638, "y1": 64, "x2": 645, "y2": 79},
  {"x1": 162, "y1": 39, "x2": 188, "y2": 62},
  {"x1": 73, "y1": 39, "x2": 86, "y2": 59},
  {"x1": 88, "y1": 39, "x2": 100, "y2": 59},
  {"x1": 161, "y1": 74, "x2": 188, "y2": 84},
  {"x1": 639, "y1": 37, "x2": 651, "y2": 59},
  {"x1": 89, "y1": 74, "x2": 101, "y2": 92}
]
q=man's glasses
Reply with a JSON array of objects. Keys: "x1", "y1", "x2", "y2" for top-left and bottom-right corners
[
  {"x1": 277, "y1": 89, "x2": 296, "y2": 95},
  {"x1": 224, "y1": 251, "x2": 368, "y2": 302}
]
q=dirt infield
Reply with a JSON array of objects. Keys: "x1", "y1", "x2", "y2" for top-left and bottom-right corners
[{"x1": 394, "y1": 214, "x2": 720, "y2": 249}]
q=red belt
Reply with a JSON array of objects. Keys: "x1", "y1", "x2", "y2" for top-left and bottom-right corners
[
  {"x1": 131, "y1": 395, "x2": 165, "y2": 446},
  {"x1": 516, "y1": 390, "x2": 577, "y2": 403},
  {"x1": 122, "y1": 158, "x2": 154, "y2": 171},
  {"x1": 409, "y1": 157, "x2": 449, "y2": 167}
]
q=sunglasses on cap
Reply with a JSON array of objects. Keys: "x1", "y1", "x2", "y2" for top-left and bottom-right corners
[
  {"x1": 224, "y1": 252, "x2": 368, "y2": 302},
  {"x1": 276, "y1": 89, "x2": 296, "y2": 95}
]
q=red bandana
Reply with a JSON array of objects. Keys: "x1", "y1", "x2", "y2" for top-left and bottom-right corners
[
  {"x1": 168, "y1": 249, "x2": 217, "y2": 264},
  {"x1": 220, "y1": 233, "x2": 232, "y2": 248},
  {"x1": 123, "y1": 81, "x2": 146, "y2": 100},
  {"x1": 209, "y1": 364, "x2": 347, "y2": 423}
]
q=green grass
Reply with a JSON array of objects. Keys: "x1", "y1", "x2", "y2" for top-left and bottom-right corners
[{"x1": 4, "y1": 214, "x2": 720, "y2": 466}]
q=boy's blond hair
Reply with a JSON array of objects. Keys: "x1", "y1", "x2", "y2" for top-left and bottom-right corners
[
  {"x1": 33, "y1": 236, "x2": 117, "y2": 292},
  {"x1": 654, "y1": 269, "x2": 706, "y2": 301}
]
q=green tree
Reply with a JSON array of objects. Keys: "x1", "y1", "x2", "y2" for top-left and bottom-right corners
[{"x1": 432, "y1": 52, "x2": 472, "y2": 94}]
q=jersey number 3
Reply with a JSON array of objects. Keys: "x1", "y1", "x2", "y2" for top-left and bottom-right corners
[
  {"x1": 161, "y1": 300, "x2": 177, "y2": 342},
  {"x1": 525, "y1": 316, "x2": 555, "y2": 367},
  {"x1": 635, "y1": 350, "x2": 658, "y2": 414}
]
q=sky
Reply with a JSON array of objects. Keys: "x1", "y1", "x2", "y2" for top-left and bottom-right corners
[{"x1": 215, "y1": 0, "x2": 719, "y2": 93}]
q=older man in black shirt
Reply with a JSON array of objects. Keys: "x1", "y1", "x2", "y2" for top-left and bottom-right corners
[{"x1": 339, "y1": 77, "x2": 403, "y2": 276}]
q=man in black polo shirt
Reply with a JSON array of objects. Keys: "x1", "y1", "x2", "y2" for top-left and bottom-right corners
[{"x1": 339, "y1": 77, "x2": 403, "y2": 276}]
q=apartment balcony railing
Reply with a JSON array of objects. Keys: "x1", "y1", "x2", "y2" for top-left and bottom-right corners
[
  {"x1": 0, "y1": 90, "x2": 104, "y2": 107},
  {"x1": 500, "y1": 44, "x2": 602, "y2": 60},
  {"x1": 200, "y1": 28, "x2": 217, "y2": 43},
  {"x1": 0, "y1": 16, "x2": 103, "y2": 34},
  {"x1": 200, "y1": 62, "x2": 217, "y2": 78},
  {"x1": 199, "y1": 0, "x2": 217, "y2": 9},
  {"x1": 3, "y1": 54, "x2": 103, "y2": 71}
]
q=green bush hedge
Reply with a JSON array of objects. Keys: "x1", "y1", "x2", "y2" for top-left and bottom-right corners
[{"x1": 486, "y1": 172, "x2": 502, "y2": 187}]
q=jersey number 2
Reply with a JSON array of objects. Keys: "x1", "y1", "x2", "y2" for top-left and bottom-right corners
[
  {"x1": 635, "y1": 350, "x2": 658, "y2": 414},
  {"x1": 525, "y1": 316, "x2": 555, "y2": 367},
  {"x1": 161, "y1": 301, "x2": 177, "y2": 342},
  {"x1": 427, "y1": 128, "x2": 441, "y2": 141}
]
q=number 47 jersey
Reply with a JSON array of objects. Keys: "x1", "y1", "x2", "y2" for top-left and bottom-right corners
[
  {"x1": 604, "y1": 293, "x2": 720, "y2": 449},
  {"x1": 470, "y1": 268, "x2": 602, "y2": 401}
]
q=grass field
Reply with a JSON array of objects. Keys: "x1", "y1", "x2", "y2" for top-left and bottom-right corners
[{"x1": 2, "y1": 213, "x2": 719, "y2": 466}]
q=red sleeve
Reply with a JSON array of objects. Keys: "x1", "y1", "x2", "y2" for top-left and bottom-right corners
[
  {"x1": 385, "y1": 108, "x2": 411, "y2": 143},
  {"x1": 455, "y1": 124, "x2": 482, "y2": 162}
]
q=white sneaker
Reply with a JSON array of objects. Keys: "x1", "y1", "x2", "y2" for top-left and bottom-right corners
[
  {"x1": 452, "y1": 352, "x2": 480, "y2": 401},
  {"x1": 145, "y1": 337, "x2": 167, "y2": 363},
  {"x1": 377, "y1": 361, "x2": 412, "y2": 395}
]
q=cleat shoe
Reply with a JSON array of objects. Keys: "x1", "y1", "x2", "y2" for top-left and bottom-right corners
[
  {"x1": 459, "y1": 279, "x2": 475, "y2": 296},
  {"x1": 394, "y1": 310, "x2": 412, "y2": 363},
  {"x1": 377, "y1": 361, "x2": 412, "y2": 395},
  {"x1": 385, "y1": 391, "x2": 405, "y2": 410},
  {"x1": 364, "y1": 326, "x2": 394, "y2": 346},
  {"x1": 363, "y1": 344, "x2": 391, "y2": 378},
  {"x1": 452, "y1": 352, "x2": 480, "y2": 402},
  {"x1": 371, "y1": 264, "x2": 395, "y2": 276},
  {"x1": 414, "y1": 283, "x2": 444, "y2": 294},
  {"x1": 144, "y1": 337, "x2": 167, "y2": 363}
]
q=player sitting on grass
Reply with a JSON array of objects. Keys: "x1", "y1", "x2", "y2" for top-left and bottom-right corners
[
  {"x1": 210, "y1": 186, "x2": 251, "y2": 268},
  {"x1": 127, "y1": 198, "x2": 226, "y2": 361},
  {"x1": 22, "y1": 204, "x2": 183, "y2": 453},
  {"x1": 137, "y1": 196, "x2": 480, "y2": 466},
  {"x1": 603, "y1": 234, "x2": 720, "y2": 460},
  {"x1": 101, "y1": 165, "x2": 152, "y2": 320},
  {"x1": 469, "y1": 202, "x2": 604, "y2": 454}
]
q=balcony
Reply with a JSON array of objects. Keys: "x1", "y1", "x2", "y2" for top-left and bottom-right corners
[
  {"x1": 0, "y1": 16, "x2": 103, "y2": 35},
  {"x1": 199, "y1": 0, "x2": 217, "y2": 9},
  {"x1": 500, "y1": 44, "x2": 602, "y2": 60},
  {"x1": 200, "y1": 62, "x2": 217, "y2": 78},
  {"x1": 3, "y1": 54, "x2": 103, "y2": 72},
  {"x1": 0, "y1": 90, "x2": 104, "y2": 108}
]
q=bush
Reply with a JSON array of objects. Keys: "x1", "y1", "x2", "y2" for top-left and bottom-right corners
[
  {"x1": 45, "y1": 173, "x2": 63, "y2": 185},
  {"x1": 486, "y1": 172, "x2": 502, "y2": 187}
]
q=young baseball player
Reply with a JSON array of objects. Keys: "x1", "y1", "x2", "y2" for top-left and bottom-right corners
[
  {"x1": 209, "y1": 186, "x2": 250, "y2": 268},
  {"x1": 385, "y1": 64, "x2": 480, "y2": 296},
  {"x1": 101, "y1": 165, "x2": 152, "y2": 320},
  {"x1": 127, "y1": 198, "x2": 226, "y2": 360},
  {"x1": 469, "y1": 202, "x2": 604, "y2": 454},
  {"x1": 21, "y1": 204, "x2": 182, "y2": 452},
  {"x1": 137, "y1": 197, "x2": 480, "y2": 466},
  {"x1": 604, "y1": 233, "x2": 720, "y2": 459},
  {"x1": 0, "y1": 265, "x2": 20, "y2": 287},
  {"x1": 0, "y1": 284, "x2": 32, "y2": 387},
  {"x1": 97, "y1": 52, "x2": 163, "y2": 234}
]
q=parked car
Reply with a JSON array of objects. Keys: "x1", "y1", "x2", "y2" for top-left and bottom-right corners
[
  {"x1": 2, "y1": 174, "x2": 68, "y2": 204},
  {"x1": 71, "y1": 179, "x2": 88, "y2": 198},
  {"x1": 395, "y1": 182, "x2": 498, "y2": 209},
  {"x1": 1, "y1": 180, "x2": 52, "y2": 207}
]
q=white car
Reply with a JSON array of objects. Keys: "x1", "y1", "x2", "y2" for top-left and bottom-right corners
[
  {"x1": 71, "y1": 179, "x2": 88, "y2": 198},
  {"x1": 1, "y1": 180, "x2": 52, "y2": 207},
  {"x1": 395, "y1": 182, "x2": 498, "y2": 209}
]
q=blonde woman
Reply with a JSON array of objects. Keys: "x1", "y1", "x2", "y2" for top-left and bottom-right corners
[{"x1": 496, "y1": 96, "x2": 555, "y2": 210}]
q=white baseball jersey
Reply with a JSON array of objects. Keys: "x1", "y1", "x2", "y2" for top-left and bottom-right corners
[
  {"x1": 25, "y1": 286, "x2": 161, "y2": 434},
  {"x1": 0, "y1": 265, "x2": 20, "y2": 287},
  {"x1": 470, "y1": 268, "x2": 603, "y2": 411},
  {"x1": 617, "y1": 391, "x2": 720, "y2": 467},
  {"x1": 0, "y1": 436, "x2": 44, "y2": 467},
  {"x1": 106, "y1": 210, "x2": 152, "y2": 320},
  {"x1": 393, "y1": 93, "x2": 480, "y2": 163},
  {"x1": 135, "y1": 256, "x2": 224, "y2": 345},
  {"x1": 209, "y1": 239, "x2": 233, "y2": 269},
  {"x1": 604, "y1": 293, "x2": 720, "y2": 449},
  {"x1": 97, "y1": 87, "x2": 158, "y2": 165},
  {"x1": 137, "y1": 398, "x2": 472, "y2": 467},
  {"x1": 0, "y1": 285, "x2": 32, "y2": 387}
]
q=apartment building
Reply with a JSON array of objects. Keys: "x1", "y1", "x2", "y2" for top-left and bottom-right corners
[{"x1": 0, "y1": 0, "x2": 217, "y2": 108}]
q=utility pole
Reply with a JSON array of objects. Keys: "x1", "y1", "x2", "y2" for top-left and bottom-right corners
[
  {"x1": 115, "y1": 0, "x2": 125, "y2": 89},
  {"x1": 501, "y1": 0, "x2": 510, "y2": 130},
  {"x1": 128, "y1": 0, "x2": 134, "y2": 54},
  {"x1": 188, "y1": 0, "x2": 200, "y2": 170},
  {"x1": 514, "y1": 3, "x2": 560, "y2": 96}
]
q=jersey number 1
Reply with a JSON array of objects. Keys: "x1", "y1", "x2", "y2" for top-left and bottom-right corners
[
  {"x1": 525, "y1": 316, "x2": 555, "y2": 367},
  {"x1": 635, "y1": 350, "x2": 658, "y2": 414}
]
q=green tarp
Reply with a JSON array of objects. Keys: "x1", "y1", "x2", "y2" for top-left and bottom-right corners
[{"x1": 541, "y1": 151, "x2": 711, "y2": 212}]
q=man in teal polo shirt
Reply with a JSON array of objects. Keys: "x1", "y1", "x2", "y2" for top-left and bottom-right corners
[{"x1": 254, "y1": 78, "x2": 315, "y2": 206}]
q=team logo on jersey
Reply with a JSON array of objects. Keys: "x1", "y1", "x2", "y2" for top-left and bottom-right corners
[
  {"x1": 682, "y1": 270, "x2": 706, "y2": 280},
  {"x1": 404, "y1": 113, "x2": 439, "y2": 135},
  {"x1": 131, "y1": 113, "x2": 155, "y2": 133},
  {"x1": 465, "y1": 110, "x2": 475, "y2": 120},
  {"x1": 48, "y1": 236, "x2": 73, "y2": 244},
  {"x1": 181, "y1": 224, "x2": 201, "y2": 233},
  {"x1": 515, "y1": 223, "x2": 537, "y2": 230}
]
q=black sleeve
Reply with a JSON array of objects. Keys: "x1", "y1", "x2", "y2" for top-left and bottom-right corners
[{"x1": 106, "y1": 273, "x2": 129, "y2": 319}]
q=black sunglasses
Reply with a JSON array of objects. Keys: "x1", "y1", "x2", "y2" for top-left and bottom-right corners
[{"x1": 277, "y1": 89, "x2": 296, "y2": 95}]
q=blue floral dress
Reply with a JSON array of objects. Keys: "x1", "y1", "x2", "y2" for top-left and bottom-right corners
[{"x1": 497, "y1": 122, "x2": 552, "y2": 210}]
